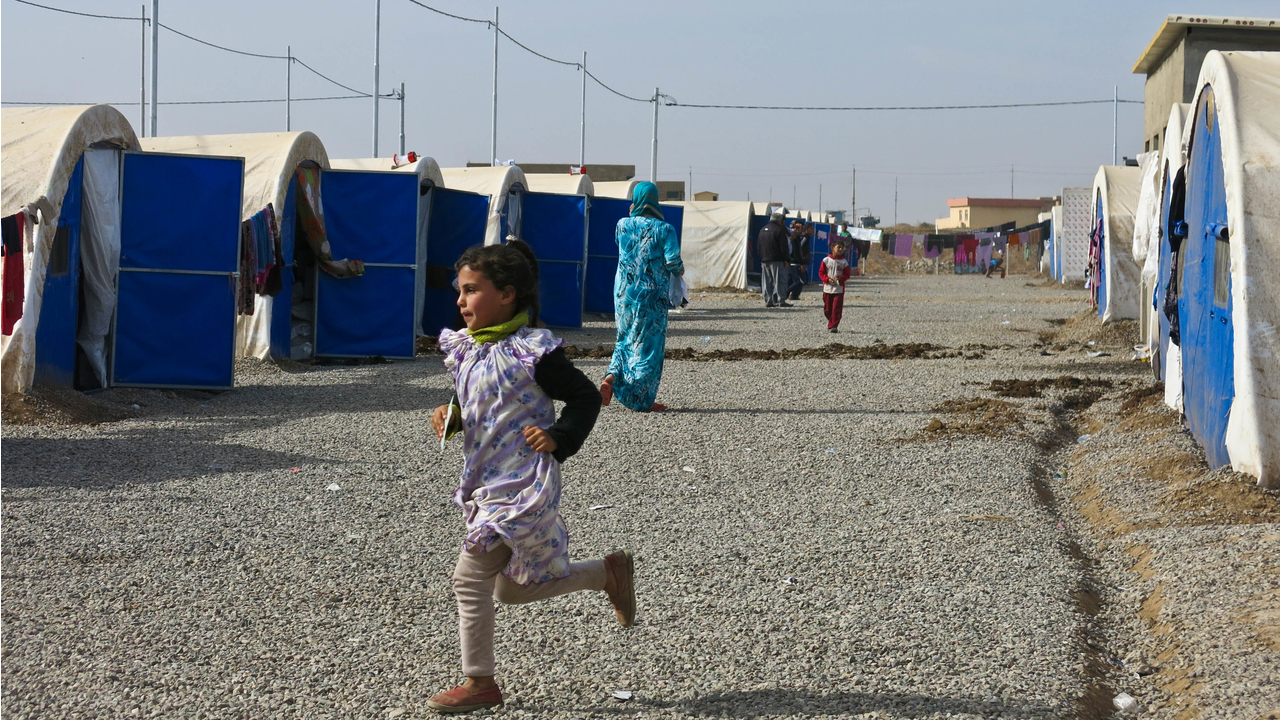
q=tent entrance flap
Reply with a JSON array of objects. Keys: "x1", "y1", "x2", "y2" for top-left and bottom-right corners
[
  {"x1": 313, "y1": 170, "x2": 418, "y2": 358},
  {"x1": 519, "y1": 192, "x2": 588, "y2": 328},
  {"x1": 111, "y1": 152, "x2": 243, "y2": 389},
  {"x1": 423, "y1": 188, "x2": 489, "y2": 336}
]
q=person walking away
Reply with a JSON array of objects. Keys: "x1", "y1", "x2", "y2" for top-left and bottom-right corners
[
  {"x1": 758, "y1": 211, "x2": 791, "y2": 307},
  {"x1": 428, "y1": 240, "x2": 635, "y2": 714},
  {"x1": 787, "y1": 220, "x2": 811, "y2": 301},
  {"x1": 599, "y1": 182, "x2": 684, "y2": 413},
  {"x1": 819, "y1": 240, "x2": 851, "y2": 333}
]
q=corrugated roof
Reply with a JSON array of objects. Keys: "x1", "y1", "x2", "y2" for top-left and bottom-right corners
[{"x1": 1133, "y1": 14, "x2": 1280, "y2": 74}]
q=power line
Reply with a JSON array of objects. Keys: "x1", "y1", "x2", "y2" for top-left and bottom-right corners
[
  {"x1": 402, "y1": 0, "x2": 490, "y2": 25},
  {"x1": 9, "y1": 0, "x2": 143, "y2": 22},
  {"x1": 290, "y1": 57, "x2": 374, "y2": 96},
  {"x1": 2, "y1": 95, "x2": 394, "y2": 107},
  {"x1": 664, "y1": 99, "x2": 1144, "y2": 110},
  {"x1": 157, "y1": 22, "x2": 288, "y2": 60},
  {"x1": 497, "y1": 28, "x2": 578, "y2": 67}
]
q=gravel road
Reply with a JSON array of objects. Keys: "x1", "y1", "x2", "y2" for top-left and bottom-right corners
[{"x1": 3, "y1": 275, "x2": 1270, "y2": 719}]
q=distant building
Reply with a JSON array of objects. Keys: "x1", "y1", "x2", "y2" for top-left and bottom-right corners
[
  {"x1": 693, "y1": 190, "x2": 719, "y2": 201},
  {"x1": 656, "y1": 181, "x2": 685, "y2": 201},
  {"x1": 1133, "y1": 14, "x2": 1280, "y2": 152},
  {"x1": 935, "y1": 197, "x2": 1056, "y2": 230}
]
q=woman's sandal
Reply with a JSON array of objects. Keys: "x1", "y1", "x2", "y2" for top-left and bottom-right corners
[
  {"x1": 604, "y1": 550, "x2": 636, "y2": 628},
  {"x1": 649, "y1": 402, "x2": 668, "y2": 412}
]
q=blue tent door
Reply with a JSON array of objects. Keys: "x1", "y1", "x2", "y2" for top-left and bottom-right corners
[
  {"x1": 584, "y1": 197, "x2": 630, "y2": 314},
  {"x1": 1181, "y1": 90, "x2": 1234, "y2": 468},
  {"x1": 521, "y1": 192, "x2": 587, "y2": 328},
  {"x1": 34, "y1": 157, "x2": 84, "y2": 387},
  {"x1": 422, "y1": 188, "x2": 489, "y2": 336},
  {"x1": 315, "y1": 170, "x2": 419, "y2": 358},
  {"x1": 112, "y1": 152, "x2": 242, "y2": 389},
  {"x1": 1096, "y1": 195, "x2": 1108, "y2": 317}
]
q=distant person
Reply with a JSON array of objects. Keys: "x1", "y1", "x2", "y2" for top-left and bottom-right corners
[
  {"x1": 757, "y1": 211, "x2": 792, "y2": 307},
  {"x1": 787, "y1": 220, "x2": 812, "y2": 301},
  {"x1": 985, "y1": 248, "x2": 1007, "y2": 279},
  {"x1": 819, "y1": 239, "x2": 852, "y2": 333},
  {"x1": 599, "y1": 181, "x2": 684, "y2": 412},
  {"x1": 428, "y1": 241, "x2": 633, "y2": 714}
]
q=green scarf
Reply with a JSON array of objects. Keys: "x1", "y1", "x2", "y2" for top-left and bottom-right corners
[{"x1": 467, "y1": 310, "x2": 529, "y2": 345}]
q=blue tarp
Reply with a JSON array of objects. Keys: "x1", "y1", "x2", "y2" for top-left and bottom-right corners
[
  {"x1": 1179, "y1": 92, "x2": 1234, "y2": 468},
  {"x1": 315, "y1": 170, "x2": 419, "y2": 358},
  {"x1": 521, "y1": 192, "x2": 588, "y2": 328},
  {"x1": 1154, "y1": 171, "x2": 1177, "y2": 381},
  {"x1": 34, "y1": 158, "x2": 84, "y2": 387},
  {"x1": 114, "y1": 152, "x2": 242, "y2": 388},
  {"x1": 1095, "y1": 195, "x2": 1108, "y2": 317},
  {"x1": 423, "y1": 188, "x2": 489, "y2": 336},
  {"x1": 269, "y1": 178, "x2": 298, "y2": 359},
  {"x1": 584, "y1": 197, "x2": 630, "y2": 314}
]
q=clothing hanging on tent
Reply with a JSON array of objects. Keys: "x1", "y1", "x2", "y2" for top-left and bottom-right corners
[
  {"x1": 295, "y1": 167, "x2": 365, "y2": 280},
  {"x1": 238, "y1": 219, "x2": 256, "y2": 315},
  {"x1": 2, "y1": 212, "x2": 25, "y2": 335}
]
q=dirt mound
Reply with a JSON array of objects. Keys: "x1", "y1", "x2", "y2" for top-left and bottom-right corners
[
  {"x1": 1039, "y1": 309, "x2": 1138, "y2": 349},
  {"x1": 563, "y1": 342, "x2": 960, "y2": 362},
  {"x1": 989, "y1": 376, "x2": 1114, "y2": 398},
  {"x1": 909, "y1": 397, "x2": 1023, "y2": 439},
  {"x1": 1168, "y1": 475, "x2": 1280, "y2": 525},
  {"x1": 2, "y1": 384, "x2": 127, "y2": 427}
]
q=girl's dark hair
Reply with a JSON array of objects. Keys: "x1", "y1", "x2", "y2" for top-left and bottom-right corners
[{"x1": 455, "y1": 239, "x2": 540, "y2": 325}]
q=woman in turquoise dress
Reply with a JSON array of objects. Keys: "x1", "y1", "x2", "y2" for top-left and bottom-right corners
[{"x1": 599, "y1": 182, "x2": 684, "y2": 412}]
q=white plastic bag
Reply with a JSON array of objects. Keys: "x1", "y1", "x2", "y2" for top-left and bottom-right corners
[{"x1": 667, "y1": 274, "x2": 687, "y2": 309}]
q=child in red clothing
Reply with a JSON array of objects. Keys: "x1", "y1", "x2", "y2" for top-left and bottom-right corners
[{"x1": 818, "y1": 241, "x2": 851, "y2": 333}]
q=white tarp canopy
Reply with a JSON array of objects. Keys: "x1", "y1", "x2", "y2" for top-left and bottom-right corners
[
  {"x1": 1189, "y1": 51, "x2": 1280, "y2": 486},
  {"x1": 593, "y1": 180, "x2": 638, "y2": 200},
  {"x1": 1092, "y1": 165, "x2": 1143, "y2": 322},
  {"x1": 1161, "y1": 103, "x2": 1190, "y2": 413},
  {"x1": 668, "y1": 200, "x2": 754, "y2": 290},
  {"x1": 141, "y1": 132, "x2": 329, "y2": 360},
  {"x1": 523, "y1": 173, "x2": 594, "y2": 196},
  {"x1": 1131, "y1": 150, "x2": 1162, "y2": 355},
  {"x1": 439, "y1": 166, "x2": 527, "y2": 246},
  {"x1": 329, "y1": 155, "x2": 444, "y2": 187},
  {"x1": 1, "y1": 105, "x2": 139, "y2": 394}
]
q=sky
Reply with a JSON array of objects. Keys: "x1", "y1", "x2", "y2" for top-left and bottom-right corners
[{"x1": 4, "y1": 0, "x2": 1279, "y2": 223}]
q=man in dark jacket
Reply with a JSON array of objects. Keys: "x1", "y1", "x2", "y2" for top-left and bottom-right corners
[
  {"x1": 787, "y1": 220, "x2": 812, "y2": 301},
  {"x1": 757, "y1": 211, "x2": 792, "y2": 307}
]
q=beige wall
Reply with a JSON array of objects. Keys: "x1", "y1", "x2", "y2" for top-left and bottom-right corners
[
  {"x1": 1143, "y1": 41, "x2": 1185, "y2": 150},
  {"x1": 936, "y1": 205, "x2": 1046, "y2": 230}
]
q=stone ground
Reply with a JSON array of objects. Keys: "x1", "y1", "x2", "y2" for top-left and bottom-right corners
[{"x1": 2, "y1": 274, "x2": 1277, "y2": 719}]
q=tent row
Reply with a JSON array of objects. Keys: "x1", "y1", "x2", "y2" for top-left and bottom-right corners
[
  {"x1": 1090, "y1": 50, "x2": 1280, "y2": 487},
  {"x1": 0, "y1": 105, "x2": 685, "y2": 395}
]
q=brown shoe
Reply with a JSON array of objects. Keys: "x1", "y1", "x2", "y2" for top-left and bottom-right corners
[
  {"x1": 604, "y1": 550, "x2": 636, "y2": 628},
  {"x1": 426, "y1": 684, "x2": 503, "y2": 713}
]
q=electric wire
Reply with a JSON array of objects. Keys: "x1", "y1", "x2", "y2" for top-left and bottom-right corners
[
  {"x1": 157, "y1": 22, "x2": 288, "y2": 60},
  {"x1": 402, "y1": 0, "x2": 491, "y2": 25},
  {"x1": 10, "y1": 0, "x2": 143, "y2": 22},
  {"x1": 2, "y1": 95, "x2": 396, "y2": 106},
  {"x1": 664, "y1": 99, "x2": 1144, "y2": 110}
]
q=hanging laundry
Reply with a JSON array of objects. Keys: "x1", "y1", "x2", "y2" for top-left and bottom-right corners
[
  {"x1": 2, "y1": 212, "x2": 24, "y2": 335},
  {"x1": 880, "y1": 233, "x2": 893, "y2": 252},
  {"x1": 237, "y1": 218, "x2": 256, "y2": 316},
  {"x1": 295, "y1": 167, "x2": 365, "y2": 279},
  {"x1": 260, "y1": 203, "x2": 284, "y2": 296},
  {"x1": 924, "y1": 235, "x2": 944, "y2": 258},
  {"x1": 975, "y1": 242, "x2": 994, "y2": 267},
  {"x1": 995, "y1": 235, "x2": 1009, "y2": 254},
  {"x1": 893, "y1": 234, "x2": 913, "y2": 258}
]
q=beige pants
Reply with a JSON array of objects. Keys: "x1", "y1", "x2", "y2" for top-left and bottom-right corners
[{"x1": 453, "y1": 545, "x2": 606, "y2": 676}]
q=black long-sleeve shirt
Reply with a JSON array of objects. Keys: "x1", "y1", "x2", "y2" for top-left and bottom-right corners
[{"x1": 449, "y1": 347, "x2": 601, "y2": 464}]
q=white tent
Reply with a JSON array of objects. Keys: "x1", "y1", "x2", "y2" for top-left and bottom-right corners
[
  {"x1": 1091, "y1": 165, "x2": 1143, "y2": 322},
  {"x1": 1131, "y1": 150, "x2": 1162, "y2": 353},
  {"x1": 439, "y1": 166, "x2": 527, "y2": 246},
  {"x1": 523, "y1": 173, "x2": 594, "y2": 196},
  {"x1": 1, "y1": 105, "x2": 139, "y2": 394},
  {"x1": 141, "y1": 132, "x2": 329, "y2": 359},
  {"x1": 668, "y1": 200, "x2": 755, "y2": 290},
  {"x1": 593, "y1": 180, "x2": 638, "y2": 200},
  {"x1": 1160, "y1": 103, "x2": 1190, "y2": 413},
  {"x1": 1184, "y1": 50, "x2": 1280, "y2": 486}
]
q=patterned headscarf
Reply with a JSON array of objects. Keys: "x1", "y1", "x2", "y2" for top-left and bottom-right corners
[{"x1": 630, "y1": 181, "x2": 665, "y2": 220}]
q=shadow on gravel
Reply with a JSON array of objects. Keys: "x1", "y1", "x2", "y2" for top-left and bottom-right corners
[
  {"x1": 0, "y1": 437, "x2": 326, "y2": 489},
  {"x1": 665, "y1": 407, "x2": 930, "y2": 416},
  {"x1": 536, "y1": 689, "x2": 1048, "y2": 718}
]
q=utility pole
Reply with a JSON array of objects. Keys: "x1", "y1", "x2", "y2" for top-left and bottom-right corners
[
  {"x1": 1011, "y1": 164, "x2": 1014, "y2": 198},
  {"x1": 139, "y1": 5, "x2": 146, "y2": 137},
  {"x1": 894, "y1": 177, "x2": 898, "y2": 226},
  {"x1": 688, "y1": 166, "x2": 692, "y2": 201},
  {"x1": 792, "y1": 185, "x2": 796, "y2": 209},
  {"x1": 491, "y1": 7, "x2": 499, "y2": 165},
  {"x1": 398, "y1": 82, "x2": 406, "y2": 155},
  {"x1": 150, "y1": 0, "x2": 157, "y2": 136},
  {"x1": 649, "y1": 87, "x2": 659, "y2": 183},
  {"x1": 579, "y1": 52, "x2": 586, "y2": 168},
  {"x1": 1112, "y1": 85, "x2": 1118, "y2": 165},
  {"x1": 819, "y1": 184, "x2": 823, "y2": 217},
  {"x1": 372, "y1": 0, "x2": 381, "y2": 157},
  {"x1": 851, "y1": 166, "x2": 856, "y2": 222},
  {"x1": 286, "y1": 47, "x2": 291, "y2": 131}
]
